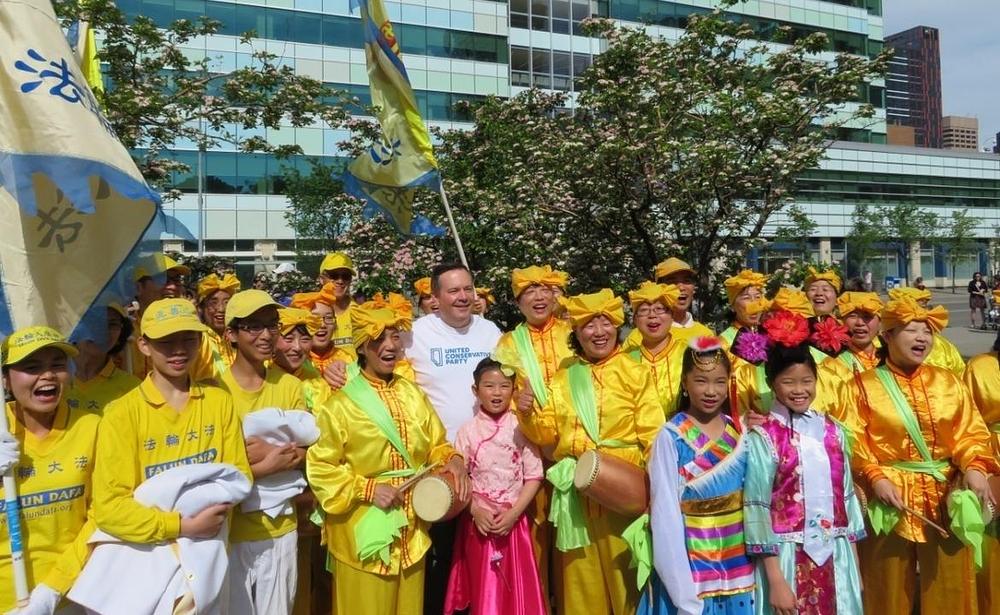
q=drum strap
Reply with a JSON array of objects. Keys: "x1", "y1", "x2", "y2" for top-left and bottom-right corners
[
  {"x1": 513, "y1": 323, "x2": 549, "y2": 408},
  {"x1": 874, "y1": 366, "x2": 948, "y2": 482}
]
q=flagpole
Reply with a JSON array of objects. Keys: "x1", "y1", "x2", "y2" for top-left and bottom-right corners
[
  {"x1": 0, "y1": 353, "x2": 30, "y2": 607},
  {"x1": 438, "y1": 182, "x2": 468, "y2": 268}
]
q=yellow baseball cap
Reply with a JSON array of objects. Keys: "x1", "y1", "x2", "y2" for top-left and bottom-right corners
[
  {"x1": 133, "y1": 253, "x2": 192, "y2": 282},
  {"x1": 2, "y1": 326, "x2": 79, "y2": 366},
  {"x1": 225, "y1": 289, "x2": 280, "y2": 326},
  {"x1": 141, "y1": 298, "x2": 209, "y2": 340},
  {"x1": 654, "y1": 257, "x2": 695, "y2": 281},
  {"x1": 320, "y1": 252, "x2": 356, "y2": 275}
]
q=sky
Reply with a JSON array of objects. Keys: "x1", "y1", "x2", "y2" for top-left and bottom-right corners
[{"x1": 882, "y1": 0, "x2": 1000, "y2": 150}]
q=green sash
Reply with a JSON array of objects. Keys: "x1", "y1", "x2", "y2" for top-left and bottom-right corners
[
  {"x1": 990, "y1": 423, "x2": 1000, "y2": 434},
  {"x1": 341, "y1": 374, "x2": 420, "y2": 564},
  {"x1": 547, "y1": 361, "x2": 632, "y2": 551},
  {"x1": 512, "y1": 324, "x2": 549, "y2": 408},
  {"x1": 838, "y1": 351, "x2": 861, "y2": 372},
  {"x1": 720, "y1": 326, "x2": 738, "y2": 347},
  {"x1": 873, "y1": 366, "x2": 948, "y2": 482},
  {"x1": 755, "y1": 364, "x2": 773, "y2": 413},
  {"x1": 949, "y1": 489, "x2": 987, "y2": 569},
  {"x1": 622, "y1": 513, "x2": 652, "y2": 590}
]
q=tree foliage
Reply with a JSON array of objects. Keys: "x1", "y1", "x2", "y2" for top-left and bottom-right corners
[
  {"x1": 54, "y1": 0, "x2": 351, "y2": 199},
  {"x1": 943, "y1": 209, "x2": 981, "y2": 288},
  {"x1": 285, "y1": 8, "x2": 889, "y2": 325}
]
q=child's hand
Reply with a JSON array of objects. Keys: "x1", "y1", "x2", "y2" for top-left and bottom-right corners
[
  {"x1": 180, "y1": 503, "x2": 231, "y2": 538},
  {"x1": 515, "y1": 387, "x2": 535, "y2": 414},
  {"x1": 492, "y1": 508, "x2": 520, "y2": 536},
  {"x1": 244, "y1": 436, "x2": 270, "y2": 464},
  {"x1": 767, "y1": 577, "x2": 797, "y2": 615},
  {"x1": 372, "y1": 484, "x2": 402, "y2": 510},
  {"x1": 260, "y1": 443, "x2": 299, "y2": 474},
  {"x1": 470, "y1": 502, "x2": 496, "y2": 535}
]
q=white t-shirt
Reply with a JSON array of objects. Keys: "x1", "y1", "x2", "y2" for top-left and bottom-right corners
[{"x1": 406, "y1": 313, "x2": 502, "y2": 441}]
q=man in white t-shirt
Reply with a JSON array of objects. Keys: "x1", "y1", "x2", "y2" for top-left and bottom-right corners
[
  {"x1": 405, "y1": 262, "x2": 501, "y2": 615},
  {"x1": 407, "y1": 263, "x2": 503, "y2": 441}
]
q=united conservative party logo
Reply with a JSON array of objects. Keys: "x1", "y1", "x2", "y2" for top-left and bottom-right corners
[{"x1": 430, "y1": 346, "x2": 489, "y2": 367}]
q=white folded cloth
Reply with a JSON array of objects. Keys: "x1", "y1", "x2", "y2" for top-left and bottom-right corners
[
  {"x1": 68, "y1": 463, "x2": 251, "y2": 615},
  {"x1": 240, "y1": 408, "x2": 319, "y2": 517}
]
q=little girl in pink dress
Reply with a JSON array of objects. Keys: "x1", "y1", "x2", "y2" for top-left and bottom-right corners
[{"x1": 444, "y1": 357, "x2": 547, "y2": 615}]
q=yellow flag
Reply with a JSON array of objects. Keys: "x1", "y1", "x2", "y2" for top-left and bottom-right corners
[
  {"x1": 342, "y1": 0, "x2": 444, "y2": 236},
  {"x1": 1, "y1": 0, "x2": 158, "y2": 338}
]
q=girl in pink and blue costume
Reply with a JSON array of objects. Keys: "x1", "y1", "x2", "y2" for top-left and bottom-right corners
[
  {"x1": 742, "y1": 314, "x2": 864, "y2": 615},
  {"x1": 639, "y1": 337, "x2": 755, "y2": 615},
  {"x1": 444, "y1": 357, "x2": 547, "y2": 614}
]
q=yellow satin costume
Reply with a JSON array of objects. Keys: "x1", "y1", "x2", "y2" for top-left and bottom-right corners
[
  {"x1": 962, "y1": 352, "x2": 1000, "y2": 615},
  {"x1": 848, "y1": 361, "x2": 999, "y2": 615},
  {"x1": 926, "y1": 333, "x2": 966, "y2": 376},
  {"x1": 306, "y1": 372, "x2": 459, "y2": 615},
  {"x1": 518, "y1": 349, "x2": 663, "y2": 615}
]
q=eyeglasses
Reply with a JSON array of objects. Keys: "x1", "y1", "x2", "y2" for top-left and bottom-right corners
[
  {"x1": 319, "y1": 315, "x2": 335, "y2": 324},
  {"x1": 635, "y1": 306, "x2": 670, "y2": 318},
  {"x1": 237, "y1": 322, "x2": 280, "y2": 336}
]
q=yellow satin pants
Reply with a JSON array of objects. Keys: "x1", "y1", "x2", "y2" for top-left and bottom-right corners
[
  {"x1": 332, "y1": 560, "x2": 425, "y2": 615},
  {"x1": 860, "y1": 530, "x2": 978, "y2": 615}
]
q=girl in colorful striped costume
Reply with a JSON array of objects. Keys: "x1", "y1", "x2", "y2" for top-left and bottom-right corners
[{"x1": 640, "y1": 336, "x2": 755, "y2": 615}]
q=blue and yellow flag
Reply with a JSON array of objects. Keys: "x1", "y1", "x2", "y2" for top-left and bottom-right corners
[
  {"x1": 342, "y1": 0, "x2": 445, "y2": 236},
  {"x1": 0, "y1": 0, "x2": 159, "y2": 340},
  {"x1": 66, "y1": 18, "x2": 104, "y2": 95}
]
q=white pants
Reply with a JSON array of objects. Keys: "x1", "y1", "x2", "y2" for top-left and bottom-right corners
[{"x1": 227, "y1": 530, "x2": 298, "y2": 615}]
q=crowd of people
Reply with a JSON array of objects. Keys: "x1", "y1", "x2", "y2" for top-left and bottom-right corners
[{"x1": 1, "y1": 250, "x2": 1000, "y2": 615}]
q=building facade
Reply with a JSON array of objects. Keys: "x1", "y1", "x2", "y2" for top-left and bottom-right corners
[
  {"x1": 885, "y1": 25, "x2": 942, "y2": 148},
  {"x1": 942, "y1": 115, "x2": 979, "y2": 151},
  {"x1": 127, "y1": 0, "x2": 1000, "y2": 286}
]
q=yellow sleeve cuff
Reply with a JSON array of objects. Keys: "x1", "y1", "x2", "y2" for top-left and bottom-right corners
[{"x1": 163, "y1": 511, "x2": 182, "y2": 539}]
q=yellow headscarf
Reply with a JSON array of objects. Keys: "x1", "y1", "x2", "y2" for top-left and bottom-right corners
[
  {"x1": 558, "y1": 289, "x2": 625, "y2": 328},
  {"x1": 628, "y1": 282, "x2": 680, "y2": 311},
  {"x1": 887, "y1": 287, "x2": 932, "y2": 304},
  {"x1": 771, "y1": 287, "x2": 815, "y2": 317},
  {"x1": 289, "y1": 282, "x2": 337, "y2": 311},
  {"x1": 278, "y1": 307, "x2": 321, "y2": 335},
  {"x1": 197, "y1": 273, "x2": 241, "y2": 302},
  {"x1": 724, "y1": 270, "x2": 768, "y2": 305},
  {"x1": 351, "y1": 306, "x2": 412, "y2": 349},
  {"x1": 881, "y1": 297, "x2": 949, "y2": 334},
  {"x1": 413, "y1": 277, "x2": 432, "y2": 298},
  {"x1": 476, "y1": 288, "x2": 496, "y2": 306},
  {"x1": 364, "y1": 292, "x2": 414, "y2": 325},
  {"x1": 837, "y1": 292, "x2": 883, "y2": 317},
  {"x1": 804, "y1": 267, "x2": 842, "y2": 293},
  {"x1": 511, "y1": 265, "x2": 568, "y2": 297}
]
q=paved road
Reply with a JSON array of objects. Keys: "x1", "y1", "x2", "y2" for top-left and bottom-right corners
[{"x1": 903, "y1": 287, "x2": 998, "y2": 360}]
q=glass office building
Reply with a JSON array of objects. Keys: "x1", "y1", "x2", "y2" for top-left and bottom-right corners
[{"x1": 130, "y1": 0, "x2": 1000, "y2": 285}]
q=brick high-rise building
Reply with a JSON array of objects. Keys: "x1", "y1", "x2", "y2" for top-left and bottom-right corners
[
  {"x1": 942, "y1": 116, "x2": 979, "y2": 151},
  {"x1": 886, "y1": 26, "x2": 942, "y2": 148}
]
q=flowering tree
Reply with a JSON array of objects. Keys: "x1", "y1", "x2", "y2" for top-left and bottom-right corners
[{"x1": 286, "y1": 5, "x2": 889, "y2": 326}]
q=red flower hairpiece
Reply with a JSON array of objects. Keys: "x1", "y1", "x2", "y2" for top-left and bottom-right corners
[
  {"x1": 763, "y1": 310, "x2": 810, "y2": 348},
  {"x1": 689, "y1": 335, "x2": 723, "y2": 353},
  {"x1": 810, "y1": 317, "x2": 851, "y2": 354}
]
